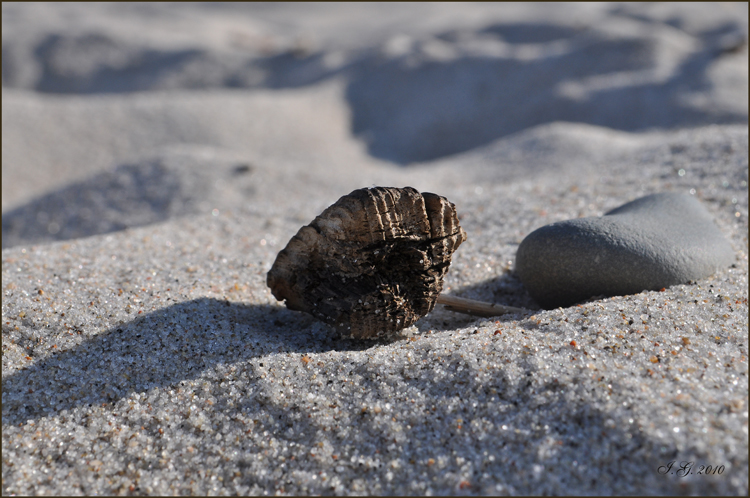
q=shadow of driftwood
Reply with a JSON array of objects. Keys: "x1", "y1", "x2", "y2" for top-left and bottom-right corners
[{"x1": 1, "y1": 297, "x2": 382, "y2": 427}]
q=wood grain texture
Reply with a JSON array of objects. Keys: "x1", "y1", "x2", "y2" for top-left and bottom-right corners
[{"x1": 267, "y1": 186, "x2": 466, "y2": 339}]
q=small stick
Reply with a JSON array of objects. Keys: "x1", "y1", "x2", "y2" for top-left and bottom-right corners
[{"x1": 436, "y1": 295, "x2": 528, "y2": 318}]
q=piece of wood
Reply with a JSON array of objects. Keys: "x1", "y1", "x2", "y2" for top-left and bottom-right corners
[
  {"x1": 267, "y1": 186, "x2": 467, "y2": 339},
  {"x1": 436, "y1": 295, "x2": 528, "y2": 317}
]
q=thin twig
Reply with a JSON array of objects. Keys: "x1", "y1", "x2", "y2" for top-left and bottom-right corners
[{"x1": 436, "y1": 295, "x2": 529, "y2": 318}]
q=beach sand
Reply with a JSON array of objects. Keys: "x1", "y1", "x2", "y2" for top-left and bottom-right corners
[{"x1": 2, "y1": 3, "x2": 748, "y2": 495}]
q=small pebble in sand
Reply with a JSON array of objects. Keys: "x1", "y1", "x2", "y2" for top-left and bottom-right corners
[{"x1": 515, "y1": 192, "x2": 734, "y2": 309}]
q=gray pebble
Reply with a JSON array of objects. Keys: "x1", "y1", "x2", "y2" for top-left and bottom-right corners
[{"x1": 515, "y1": 193, "x2": 735, "y2": 309}]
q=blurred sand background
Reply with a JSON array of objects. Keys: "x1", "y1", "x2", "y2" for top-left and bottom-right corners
[{"x1": 2, "y1": 2, "x2": 748, "y2": 495}]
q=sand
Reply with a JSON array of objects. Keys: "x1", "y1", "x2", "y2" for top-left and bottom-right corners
[{"x1": 2, "y1": 2, "x2": 748, "y2": 495}]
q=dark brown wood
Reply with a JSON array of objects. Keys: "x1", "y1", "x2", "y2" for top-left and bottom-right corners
[{"x1": 267, "y1": 186, "x2": 467, "y2": 339}]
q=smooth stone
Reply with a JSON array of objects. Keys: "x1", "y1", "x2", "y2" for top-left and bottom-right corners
[{"x1": 515, "y1": 193, "x2": 735, "y2": 309}]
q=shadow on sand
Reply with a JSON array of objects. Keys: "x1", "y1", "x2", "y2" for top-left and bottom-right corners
[{"x1": 1, "y1": 297, "x2": 387, "y2": 427}]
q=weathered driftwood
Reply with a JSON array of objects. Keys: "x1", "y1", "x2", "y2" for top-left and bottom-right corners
[{"x1": 267, "y1": 186, "x2": 468, "y2": 339}]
